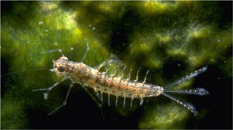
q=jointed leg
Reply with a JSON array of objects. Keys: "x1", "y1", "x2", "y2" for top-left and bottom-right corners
[
  {"x1": 81, "y1": 42, "x2": 89, "y2": 62},
  {"x1": 83, "y1": 86, "x2": 105, "y2": 121},
  {"x1": 48, "y1": 82, "x2": 74, "y2": 115},
  {"x1": 83, "y1": 86, "x2": 102, "y2": 109},
  {"x1": 32, "y1": 77, "x2": 67, "y2": 100}
]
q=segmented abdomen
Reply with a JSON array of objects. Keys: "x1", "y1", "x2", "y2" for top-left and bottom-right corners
[{"x1": 66, "y1": 61, "x2": 163, "y2": 99}]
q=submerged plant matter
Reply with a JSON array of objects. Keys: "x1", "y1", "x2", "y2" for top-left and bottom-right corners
[{"x1": 1, "y1": 1, "x2": 232, "y2": 129}]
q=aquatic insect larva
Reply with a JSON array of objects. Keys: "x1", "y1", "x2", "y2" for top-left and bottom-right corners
[{"x1": 33, "y1": 47, "x2": 209, "y2": 116}]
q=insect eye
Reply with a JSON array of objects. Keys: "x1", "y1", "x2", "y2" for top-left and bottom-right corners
[
  {"x1": 57, "y1": 66, "x2": 65, "y2": 72},
  {"x1": 54, "y1": 65, "x2": 57, "y2": 68}
]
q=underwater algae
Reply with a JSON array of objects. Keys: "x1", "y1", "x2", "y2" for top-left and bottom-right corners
[{"x1": 1, "y1": 1, "x2": 232, "y2": 129}]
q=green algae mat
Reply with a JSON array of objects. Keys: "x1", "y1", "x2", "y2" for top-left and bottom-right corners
[{"x1": 1, "y1": 1, "x2": 232, "y2": 129}]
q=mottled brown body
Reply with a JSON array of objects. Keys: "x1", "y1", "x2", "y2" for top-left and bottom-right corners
[
  {"x1": 36, "y1": 55, "x2": 208, "y2": 115},
  {"x1": 54, "y1": 56, "x2": 163, "y2": 99}
]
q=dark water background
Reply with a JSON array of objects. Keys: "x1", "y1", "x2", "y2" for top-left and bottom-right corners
[{"x1": 1, "y1": 1, "x2": 232, "y2": 129}]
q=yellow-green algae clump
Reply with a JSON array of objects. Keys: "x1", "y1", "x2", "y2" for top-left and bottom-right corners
[{"x1": 1, "y1": 1, "x2": 232, "y2": 129}]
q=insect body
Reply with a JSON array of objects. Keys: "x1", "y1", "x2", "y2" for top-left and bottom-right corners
[
  {"x1": 33, "y1": 46, "x2": 209, "y2": 116},
  {"x1": 54, "y1": 56, "x2": 163, "y2": 106}
]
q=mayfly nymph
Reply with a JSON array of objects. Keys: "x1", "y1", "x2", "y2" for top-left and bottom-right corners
[{"x1": 33, "y1": 49, "x2": 209, "y2": 116}]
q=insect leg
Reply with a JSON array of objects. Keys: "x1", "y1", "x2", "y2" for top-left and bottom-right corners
[
  {"x1": 48, "y1": 82, "x2": 74, "y2": 115},
  {"x1": 81, "y1": 42, "x2": 89, "y2": 62},
  {"x1": 83, "y1": 86, "x2": 102, "y2": 108},
  {"x1": 164, "y1": 66, "x2": 208, "y2": 89},
  {"x1": 82, "y1": 86, "x2": 105, "y2": 121},
  {"x1": 32, "y1": 77, "x2": 67, "y2": 100},
  {"x1": 93, "y1": 86, "x2": 100, "y2": 99}
]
